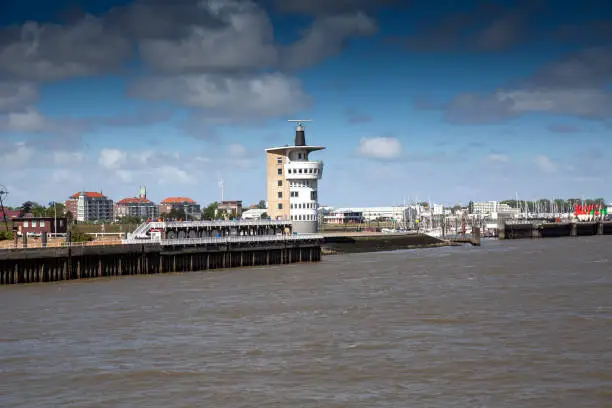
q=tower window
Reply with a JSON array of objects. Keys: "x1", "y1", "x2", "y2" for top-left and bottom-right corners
[
  {"x1": 278, "y1": 192, "x2": 282, "y2": 198},
  {"x1": 278, "y1": 203, "x2": 283, "y2": 209},
  {"x1": 277, "y1": 157, "x2": 282, "y2": 164},
  {"x1": 277, "y1": 168, "x2": 282, "y2": 175},
  {"x1": 298, "y1": 153, "x2": 302, "y2": 159},
  {"x1": 278, "y1": 180, "x2": 282, "y2": 186}
]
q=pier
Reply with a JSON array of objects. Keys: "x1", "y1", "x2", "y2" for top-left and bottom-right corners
[
  {"x1": 500, "y1": 221, "x2": 612, "y2": 239},
  {"x1": 0, "y1": 235, "x2": 323, "y2": 285}
]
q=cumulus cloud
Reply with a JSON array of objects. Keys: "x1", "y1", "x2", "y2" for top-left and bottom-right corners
[
  {"x1": 533, "y1": 155, "x2": 557, "y2": 173},
  {"x1": 356, "y1": 137, "x2": 402, "y2": 159},
  {"x1": 0, "y1": 17, "x2": 131, "y2": 82},
  {"x1": 99, "y1": 148, "x2": 127, "y2": 169},
  {"x1": 0, "y1": 82, "x2": 38, "y2": 112},
  {"x1": 0, "y1": 0, "x2": 381, "y2": 129},
  {"x1": 442, "y1": 46, "x2": 612, "y2": 124},
  {"x1": 131, "y1": 73, "x2": 312, "y2": 123},
  {"x1": 486, "y1": 154, "x2": 510, "y2": 163}
]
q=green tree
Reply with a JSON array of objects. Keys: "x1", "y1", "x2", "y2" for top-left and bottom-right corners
[
  {"x1": 255, "y1": 200, "x2": 266, "y2": 209},
  {"x1": 167, "y1": 208, "x2": 187, "y2": 220},
  {"x1": 201, "y1": 202, "x2": 218, "y2": 220},
  {"x1": 468, "y1": 201, "x2": 474, "y2": 213},
  {"x1": 44, "y1": 202, "x2": 65, "y2": 217},
  {"x1": 19, "y1": 201, "x2": 34, "y2": 217}
]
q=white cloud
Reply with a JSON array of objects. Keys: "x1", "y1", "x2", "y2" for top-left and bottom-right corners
[
  {"x1": 131, "y1": 73, "x2": 311, "y2": 122},
  {"x1": 227, "y1": 144, "x2": 247, "y2": 158},
  {"x1": 0, "y1": 82, "x2": 38, "y2": 112},
  {"x1": 0, "y1": 142, "x2": 34, "y2": 168},
  {"x1": 356, "y1": 137, "x2": 402, "y2": 159},
  {"x1": 444, "y1": 46, "x2": 612, "y2": 123},
  {"x1": 53, "y1": 151, "x2": 85, "y2": 165},
  {"x1": 533, "y1": 155, "x2": 557, "y2": 173},
  {"x1": 6, "y1": 107, "x2": 48, "y2": 132},
  {"x1": 0, "y1": 17, "x2": 131, "y2": 82},
  {"x1": 99, "y1": 148, "x2": 127, "y2": 169},
  {"x1": 486, "y1": 154, "x2": 510, "y2": 163}
]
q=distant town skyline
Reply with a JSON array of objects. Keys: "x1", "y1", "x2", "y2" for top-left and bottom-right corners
[{"x1": 1, "y1": 0, "x2": 611, "y2": 207}]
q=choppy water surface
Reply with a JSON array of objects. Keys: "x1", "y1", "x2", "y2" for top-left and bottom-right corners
[{"x1": 1, "y1": 237, "x2": 611, "y2": 407}]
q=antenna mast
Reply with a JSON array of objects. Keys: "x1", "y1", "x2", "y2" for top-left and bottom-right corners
[{"x1": 217, "y1": 174, "x2": 224, "y2": 202}]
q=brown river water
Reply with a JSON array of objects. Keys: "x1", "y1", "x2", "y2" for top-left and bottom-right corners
[{"x1": 1, "y1": 236, "x2": 611, "y2": 407}]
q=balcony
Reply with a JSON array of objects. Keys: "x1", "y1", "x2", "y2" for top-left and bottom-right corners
[{"x1": 285, "y1": 160, "x2": 324, "y2": 180}]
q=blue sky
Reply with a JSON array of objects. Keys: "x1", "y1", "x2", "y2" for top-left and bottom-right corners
[{"x1": 0, "y1": 0, "x2": 611, "y2": 207}]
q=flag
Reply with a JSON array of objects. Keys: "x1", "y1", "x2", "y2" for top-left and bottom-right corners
[{"x1": 48, "y1": 201, "x2": 55, "y2": 207}]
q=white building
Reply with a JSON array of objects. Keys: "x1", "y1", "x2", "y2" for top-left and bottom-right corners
[
  {"x1": 472, "y1": 201, "x2": 519, "y2": 215},
  {"x1": 241, "y1": 208, "x2": 268, "y2": 220},
  {"x1": 65, "y1": 191, "x2": 114, "y2": 222},
  {"x1": 266, "y1": 121, "x2": 325, "y2": 234}
]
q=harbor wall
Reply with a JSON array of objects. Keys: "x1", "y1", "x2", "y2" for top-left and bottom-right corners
[
  {"x1": 501, "y1": 221, "x2": 612, "y2": 240},
  {"x1": 322, "y1": 233, "x2": 446, "y2": 254},
  {"x1": 0, "y1": 239, "x2": 321, "y2": 285}
]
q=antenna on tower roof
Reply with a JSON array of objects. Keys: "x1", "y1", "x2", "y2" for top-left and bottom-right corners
[{"x1": 288, "y1": 120, "x2": 312, "y2": 146}]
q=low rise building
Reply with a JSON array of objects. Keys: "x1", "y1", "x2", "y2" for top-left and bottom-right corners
[
  {"x1": 323, "y1": 209, "x2": 364, "y2": 224},
  {"x1": 241, "y1": 208, "x2": 268, "y2": 220},
  {"x1": 12, "y1": 216, "x2": 68, "y2": 236},
  {"x1": 217, "y1": 200, "x2": 243, "y2": 218},
  {"x1": 472, "y1": 201, "x2": 519, "y2": 215},
  {"x1": 65, "y1": 192, "x2": 114, "y2": 222},
  {"x1": 160, "y1": 197, "x2": 201, "y2": 220},
  {"x1": 115, "y1": 186, "x2": 158, "y2": 220}
]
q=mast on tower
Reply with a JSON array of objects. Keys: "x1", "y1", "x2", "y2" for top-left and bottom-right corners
[{"x1": 288, "y1": 119, "x2": 312, "y2": 146}]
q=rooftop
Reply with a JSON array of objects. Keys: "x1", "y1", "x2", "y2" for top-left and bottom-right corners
[
  {"x1": 70, "y1": 192, "x2": 107, "y2": 199},
  {"x1": 116, "y1": 197, "x2": 154, "y2": 205},
  {"x1": 266, "y1": 145, "x2": 325, "y2": 153},
  {"x1": 161, "y1": 197, "x2": 196, "y2": 204}
]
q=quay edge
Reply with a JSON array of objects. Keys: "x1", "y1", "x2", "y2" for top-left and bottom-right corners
[
  {"x1": 0, "y1": 236, "x2": 322, "y2": 285},
  {"x1": 499, "y1": 221, "x2": 612, "y2": 239}
]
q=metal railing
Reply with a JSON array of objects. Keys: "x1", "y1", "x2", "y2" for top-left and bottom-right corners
[{"x1": 0, "y1": 234, "x2": 323, "y2": 251}]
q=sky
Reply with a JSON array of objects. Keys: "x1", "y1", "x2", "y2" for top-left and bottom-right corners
[{"x1": 0, "y1": 0, "x2": 611, "y2": 208}]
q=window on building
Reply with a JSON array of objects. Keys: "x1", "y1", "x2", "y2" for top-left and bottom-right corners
[
  {"x1": 277, "y1": 157, "x2": 282, "y2": 164},
  {"x1": 311, "y1": 191, "x2": 318, "y2": 200},
  {"x1": 298, "y1": 153, "x2": 302, "y2": 159},
  {"x1": 277, "y1": 168, "x2": 282, "y2": 175},
  {"x1": 309, "y1": 168, "x2": 313, "y2": 173},
  {"x1": 40, "y1": 221, "x2": 45, "y2": 227},
  {"x1": 60, "y1": 220, "x2": 64, "y2": 227},
  {"x1": 278, "y1": 192, "x2": 282, "y2": 198},
  {"x1": 278, "y1": 180, "x2": 282, "y2": 187},
  {"x1": 23, "y1": 221, "x2": 29, "y2": 227},
  {"x1": 299, "y1": 169, "x2": 302, "y2": 173}
]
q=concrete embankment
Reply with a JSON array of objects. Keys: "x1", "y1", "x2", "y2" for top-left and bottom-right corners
[
  {"x1": 321, "y1": 233, "x2": 448, "y2": 255},
  {"x1": 0, "y1": 237, "x2": 322, "y2": 285}
]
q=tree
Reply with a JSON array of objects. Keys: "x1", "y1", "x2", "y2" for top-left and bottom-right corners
[
  {"x1": 66, "y1": 211, "x2": 74, "y2": 225},
  {"x1": 19, "y1": 201, "x2": 34, "y2": 217},
  {"x1": 468, "y1": 201, "x2": 474, "y2": 214},
  {"x1": 44, "y1": 202, "x2": 65, "y2": 217},
  {"x1": 202, "y1": 202, "x2": 218, "y2": 220},
  {"x1": 261, "y1": 212, "x2": 268, "y2": 220},
  {"x1": 255, "y1": 200, "x2": 267, "y2": 209}
]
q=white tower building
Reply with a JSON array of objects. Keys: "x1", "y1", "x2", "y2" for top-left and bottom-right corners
[{"x1": 266, "y1": 120, "x2": 325, "y2": 234}]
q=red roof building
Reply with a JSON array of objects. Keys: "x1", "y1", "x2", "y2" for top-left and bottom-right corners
[
  {"x1": 159, "y1": 196, "x2": 201, "y2": 219},
  {"x1": 115, "y1": 187, "x2": 158, "y2": 219},
  {"x1": 65, "y1": 191, "x2": 113, "y2": 222}
]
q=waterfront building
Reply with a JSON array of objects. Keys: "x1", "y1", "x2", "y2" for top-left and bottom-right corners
[
  {"x1": 12, "y1": 216, "x2": 68, "y2": 236},
  {"x1": 323, "y1": 209, "x2": 365, "y2": 224},
  {"x1": 241, "y1": 208, "x2": 268, "y2": 220},
  {"x1": 217, "y1": 200, "x2": 243, "y2": 218},
  {"x1": 159, "y1": 197, "x2": 201, "y2": 220},
  {"x1": 65, "y1": 191, "x2": 114, "y2": 222},
  {"x1": 265, "y1": 120, "x2": 325, "y2": 234},
  {"x1": 115, "y1": 186, "x2": 158, "y2": 220},
  {"x1": 472, "y1": 201, "x2": 518, "y2": 215}
]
